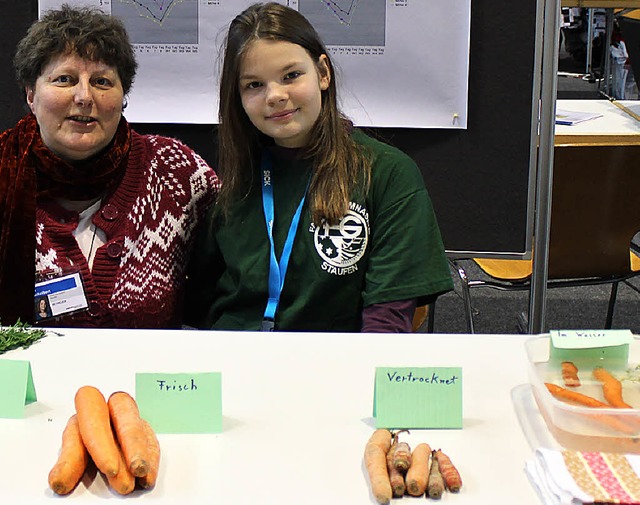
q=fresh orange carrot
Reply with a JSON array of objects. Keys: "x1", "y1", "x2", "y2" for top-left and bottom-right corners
[
  {"x1": 364, "y1": 441, "x2": 392, "y2": 505},
  {"x1": 386, "y1": 439, "x2": 405, "y2": 497},
  {"x1": 74, "y1": 386, "x2": 120, "y2": 477},
  {"x1": 405, "y1": 443, "x2": 431, "y2": 496},
  {"x1": 434, "y1": 449, "x2": 462, "y2": 492},
  {"x1": 593, "y1": 367, "x2": 633, "y2": 408},
  {"x1": 561, "y1": 361, "x2": 581, "y2": 387},
  {"x1": 48, "y1": 414, "x2": 89, "y2": 495},
  {"x1": 545, "y1": 382, "x2": 609, "y2": 408},
  {"x1": 108, "y1": 391, "x2": 150, "y2": 477},
  {"x1": 427, "y1": 451, "x2": 445, "y2": 499},
  {"x1": 137, "y1": 419, "x2": 161, "y2": 490},
  {"x1": 106, "y1": 440, "x2": 135, "y2": 495},
  {"x1": 546, "y1": 383, "x2": 637, "y2": 435}
]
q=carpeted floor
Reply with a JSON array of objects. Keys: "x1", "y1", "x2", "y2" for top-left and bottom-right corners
[{"x1": 428, "y1": 259, "x2": 640, "y2": 335}]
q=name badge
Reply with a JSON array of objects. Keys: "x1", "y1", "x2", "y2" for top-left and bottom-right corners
[{"x1": 34, "y1": 271, "x2": 89, "y2": 321}]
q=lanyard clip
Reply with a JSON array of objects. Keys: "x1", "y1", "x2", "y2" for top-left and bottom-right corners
[{"x1": 260, "y1": 319, "x2": 275, "y2": 332}]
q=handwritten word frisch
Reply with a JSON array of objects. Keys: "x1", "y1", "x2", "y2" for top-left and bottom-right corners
[
  {"x1": 156, "y1": 378, "x2": 198, "y2": 392},
  {"x1": 386, "y1": 371, "x2": 459, "y2": 385}
]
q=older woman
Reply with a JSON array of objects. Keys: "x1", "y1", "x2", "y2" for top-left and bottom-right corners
[{"x1": 0, "y1": 6, "x2": 219, "y2": 328}]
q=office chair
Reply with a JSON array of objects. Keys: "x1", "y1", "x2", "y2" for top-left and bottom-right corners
[
  {"x1": 453, "y1": 143, "x2": 640, "y2": 333},
  {"x1": 412, "y1": 302, "x2": 436, "y2": 332}
]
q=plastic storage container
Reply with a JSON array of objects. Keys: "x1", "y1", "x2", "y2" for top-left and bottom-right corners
[{"x1": 526, "y1": 335, "x2": 640, "y2": 453}]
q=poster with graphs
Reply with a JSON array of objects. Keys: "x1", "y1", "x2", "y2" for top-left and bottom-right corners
[{"x1": 38, "y1": 0, "x2": 471, "y2": 128}]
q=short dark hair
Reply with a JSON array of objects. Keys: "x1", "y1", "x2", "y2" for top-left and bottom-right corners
[{"x1": 14, "y1": 4, "x2": 138, "y2": 95}]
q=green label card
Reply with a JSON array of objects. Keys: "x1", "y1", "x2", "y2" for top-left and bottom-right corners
[
  {"x1": 549, "y1": 330, "x2": 632, "y2": 366},
  {"x1": 0, "y1": 359, "x2": 37, "y2": 418},
  {"x1": 550, "y1": 329, "x2": 633, "y2": 349},
  {"x1": 135, "y1": 372, "x2": 222, "y2": 434},
  {"x1": 373, "y1": 367, "x2": 462, "y2": 429}
]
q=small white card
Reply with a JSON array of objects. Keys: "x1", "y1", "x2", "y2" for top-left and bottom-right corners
[{"x1": 34, "y1": 272, "x2": 88, "y2": 320}]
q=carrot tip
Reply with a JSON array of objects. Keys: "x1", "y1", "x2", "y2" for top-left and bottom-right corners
[
  {"x1": 50, "y1": 484, "x2": 72, "y2": 495},
  {"x1": 130, "y1": 460, "x2": 150, "y2": 477},
  {"x1": 137, "y1": 479, "x2": 156, "y2": 490}
]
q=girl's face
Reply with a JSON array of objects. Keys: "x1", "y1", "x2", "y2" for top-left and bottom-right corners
[
  {"x1": 25, "y1": 52, "x2": 124, "y2": 162},
  {"x1": 39, "y1": 299, "x2": 46, "y2": 311},
  {"x1": 238, "y1": 39, "x2": 330, "y2": 148}
]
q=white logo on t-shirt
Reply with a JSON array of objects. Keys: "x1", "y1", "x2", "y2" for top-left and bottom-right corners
[{"x1": 310, "y1": 203, "x2": 369, "y2": 276}]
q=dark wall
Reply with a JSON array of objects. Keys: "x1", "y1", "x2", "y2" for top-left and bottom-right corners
[
  {"x1": 1, "y1": 1, "x2": 538, "y2": 256},
  {"x1": 0, "y1": 0, "x2": 37, "y2": 125}
]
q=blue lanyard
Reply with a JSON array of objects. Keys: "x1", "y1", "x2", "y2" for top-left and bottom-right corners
[{"x1": 261, "y1": 152, "x2": 307, "y2": 331}]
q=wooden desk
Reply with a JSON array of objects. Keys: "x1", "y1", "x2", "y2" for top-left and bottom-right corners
[
  {"x1": 555, "y1": 99, "x2": 640, "y2": 145},
  {"x1": 0, "y1": 329, "x2": 541, "y2": 504}
]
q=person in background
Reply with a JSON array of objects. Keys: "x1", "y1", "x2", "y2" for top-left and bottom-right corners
[
  {"x1": 0, "y1": 5, "x2": 219, "y2": 327},
  {"x1": 610, "y1": 19, "x2": 629, "y2": 100},
  {"x1": 185, "y1": 2, "x2": 452, "y2": 332}
]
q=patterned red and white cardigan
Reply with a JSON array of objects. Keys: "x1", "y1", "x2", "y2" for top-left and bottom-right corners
[{"x1": 34, "y1": 131, "x2": 219, "y2": 328}]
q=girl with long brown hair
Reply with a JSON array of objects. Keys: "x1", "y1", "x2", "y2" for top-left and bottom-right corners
[{"x1": 185, "y1": 2, "x2": 452, "y2": 332}]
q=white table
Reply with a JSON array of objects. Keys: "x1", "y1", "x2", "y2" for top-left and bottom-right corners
[
  {"x1": 555, "y1": 99, "x2": 640, "y2": 145},
  {"x1": 1, "y1": 329, "x2": 542, "y2": 504}
]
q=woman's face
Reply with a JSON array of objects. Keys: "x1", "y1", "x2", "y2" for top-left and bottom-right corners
[
  {"x1": 25, "y1": 52, "x2": 124, "y2": 162},
  {"x1": 238, "y1": 39, "x2": 330, "y2": 148},
  {"x1": 39, "y1": 299, "x2": 46, "y2": 311}
]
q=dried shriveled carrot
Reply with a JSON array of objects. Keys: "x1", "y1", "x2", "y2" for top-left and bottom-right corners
[
  {"x1": 137, "y1": 419, "x2": 161, "y2": 490},
  {"x1": 405, "y1": 443, "x2": 431, "y2": 496},
  {"x1": 427, "y1": 451, "x2": 445, "y2": 499},
  {"x1": 386, "y1": 440, "x2": 405, "y2": 497},
  {"x1": 593, "y1": 367, "x2": 633, "y2": 408},
  {"x1": 367, "y1": 429, "x2": 392, "y2": 453},
  {"x1": 108, "y1": 391, "x2": 150, "y2": 477},
  {"x1": 364, "y1": 442, "x2": 392, "y2": 505},
  {"x1": 74, "y1": 386, "x2": 120, "y2": 477},
  {"x1": 106, "y1": 441, "x2": 135, "y2": 495},
  {"x1": 48, "y1": 414, "x2": 89, "y2": 495},
  {"x1": 561, "y1": 361, "x2": 581, "y2": 387},
  {"x1": 392, "y1": 441, "x2": 412, "y2": 472},
  {"x1": 434, "y1": 449, "x2": 462, "y2": 492}
]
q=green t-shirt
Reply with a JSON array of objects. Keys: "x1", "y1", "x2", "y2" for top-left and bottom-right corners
[{"x1": 185, "y1": 130, "x2": 453, "y2": 332}]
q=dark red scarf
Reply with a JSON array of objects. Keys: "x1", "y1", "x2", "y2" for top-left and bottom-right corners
[{"x1": 0, "y1": 113, "x2": 131, "y2": 324}]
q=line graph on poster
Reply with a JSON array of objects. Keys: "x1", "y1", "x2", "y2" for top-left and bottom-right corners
[
  {"x1": 298, "y1": 0, "x2": 386, "y2": 55},
  {"x1": 113, "y1": 0, "x2": 199, "y2": 47}
]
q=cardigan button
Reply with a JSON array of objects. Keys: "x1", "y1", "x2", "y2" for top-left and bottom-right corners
[
  {"x1": 101, "y1": 204, "x2": 119, "y2": 221},
  {"x1": 107, "y1": 242, "x2": 123, "y2": 258}
]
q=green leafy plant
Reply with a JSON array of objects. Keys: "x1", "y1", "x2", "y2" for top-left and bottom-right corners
[
  {"x1": 0, "y1": 320, "x2": 47, "y2": 354},
  {"x1": 620, "y1": 364, "x2": 640, "y2": 383}
]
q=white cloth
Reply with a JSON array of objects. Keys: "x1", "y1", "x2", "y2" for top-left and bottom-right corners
[
  {"x1": 526, "y1": 448, "x2": 592, "y2": 505},
  {"x1": 525, "y1": 448, "x2": 640, "y2": 505}
]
